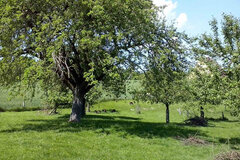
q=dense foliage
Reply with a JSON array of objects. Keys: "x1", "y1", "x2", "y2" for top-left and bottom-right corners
[
  {"x1": 0, "y1": 0, "x2": 239, "y2": 123},
  {"x1": 0, "y1": 0, "x2": 159, "y2": 122},
  {"x1": 133, "y1": 23, "x2": 190, "y2": 123},
  {"x1": 194, "y1": 14, "x2": 240, "y2": 116}
]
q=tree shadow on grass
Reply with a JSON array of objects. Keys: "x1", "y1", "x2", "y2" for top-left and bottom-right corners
[
  {"x1": 206, "y1": 117, "x2": 239, "y2": 123},
  {"x1": 1, "y1": 114, "x2": 206, "y2": 139},
  {"x1": 219, "y1": 137, "x2": 240, "y2": 145},
  {"x1": 218, "y1": 137, "x2": 240, "y2": 150}
]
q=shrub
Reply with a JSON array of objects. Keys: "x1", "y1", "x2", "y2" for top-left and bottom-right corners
[
  {"x1": 184, "y1": 116, "x2": 208, "y2": 126},
  {"x1": 0, "y1": 107, "x2": 5, "y2": 112}
]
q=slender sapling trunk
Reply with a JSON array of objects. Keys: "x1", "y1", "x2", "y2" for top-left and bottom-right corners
[
  {"x1": 200, "y1": 106, "x2": 204, "y2": 119},
  {"x1": 166, "y1": 103, "x2": 170, "y2": 123},
  {"x1": 86, "y1": 102, "x2": 90, "y2": 112}
]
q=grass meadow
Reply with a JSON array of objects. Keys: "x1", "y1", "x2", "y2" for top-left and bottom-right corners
[{"x1": 0, "y1": 100, "x2": 239, "y2": 160}]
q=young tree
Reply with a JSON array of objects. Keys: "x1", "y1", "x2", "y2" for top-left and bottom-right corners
[
  {"x1": 40, "y1": 76, "x2": 72, "y2": 115},
  {"x1": 0, "y1": 0, "x2": 159, "y2": 122},
  {"x1": 187, "y1": 57, "x2": 225, "y2": 119},
  {"x1": 195, "y1": 14, "x2": 240, "y2": 116},
  {"x1": 85, "y1": 84, "x2": 102, "y2": 113},
  {"x1": 136, "y1": 23, "x2": 189, "y2": 123}
]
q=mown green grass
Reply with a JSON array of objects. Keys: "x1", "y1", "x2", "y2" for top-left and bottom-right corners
[{"x1": 0, "y1": 100, "x2": 239, "y2": 160}]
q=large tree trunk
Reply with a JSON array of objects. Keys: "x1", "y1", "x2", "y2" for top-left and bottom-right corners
[
  {"x1": 69, "y1": 87, "x2": 86, "y2": 122},
  {"x1": 166, "y1": 103, "x2": 170, "y2": 124}
]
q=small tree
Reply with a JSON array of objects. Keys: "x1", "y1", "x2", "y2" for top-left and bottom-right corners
[
  {"x1": 194, "y1": 13, "x2": 240, "y2": 117},
  {"x1": 187, "y1": 57, "x2": 226, "y2": 119},
  {"x1": 85, "y1": 83, "x2": 103, "y2": 112},
  {"x1": 136, "y1": 23, "x2": 189, "y2": 123}
]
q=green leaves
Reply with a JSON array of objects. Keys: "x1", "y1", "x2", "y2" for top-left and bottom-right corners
[
  {"x1": 133, "y1": 22, "x2": 189, "y2": 105},
  {"x1": 0, "y1": 0, "x2": 160, "y2": 106},
  {"x1": 195, "y1": 14, "x2": 240, "y2": 117}
]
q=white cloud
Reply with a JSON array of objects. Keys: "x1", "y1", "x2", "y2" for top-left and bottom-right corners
[
  {"x1": 152, "y1": 0, "x2": 177, "y2": 18},
  {"x1": 176, "y1": 13, "x2": 188, "y2": 28},
  {"x1": 152, "y1": 0, "x2": 187, "y2": 29}
]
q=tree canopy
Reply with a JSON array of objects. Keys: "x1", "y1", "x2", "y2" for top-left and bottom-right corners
[
  {"x1": 0, "y1": 0, "x2": 160, "y2": 122},
  {"x1": 195, "y1": 14, "x2": 240, "y2": 116},
  {"x1": 133, "y1": 23, "x2": 190, "y2": 123}
]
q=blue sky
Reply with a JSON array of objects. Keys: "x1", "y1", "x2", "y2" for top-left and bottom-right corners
[{"x1": 153, "y1": 0, "x2": 240, "y2": 36}]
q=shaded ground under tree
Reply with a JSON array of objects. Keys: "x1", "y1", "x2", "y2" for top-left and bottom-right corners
[{"x1": 1, "y1": 114, "x2": 206, "y2": 139}]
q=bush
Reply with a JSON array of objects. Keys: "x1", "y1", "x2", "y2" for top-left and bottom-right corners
[
  {"x1": 184, "y1": 116, "x2": 208, "y2": 126},
  {"x1": 0, "y1": 107, "x2": 5, "y2": 112}
]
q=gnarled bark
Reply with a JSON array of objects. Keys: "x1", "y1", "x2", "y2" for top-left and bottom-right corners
[{"x1": 69, "y1": 86, "x2": 86, "y2": 122}]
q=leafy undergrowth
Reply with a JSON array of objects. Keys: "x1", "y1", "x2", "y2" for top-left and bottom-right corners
[{"x1": 0, "y1": 100, "x2": 239, "y2": 160}]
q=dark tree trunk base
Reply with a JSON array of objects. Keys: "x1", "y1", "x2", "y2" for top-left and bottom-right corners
[
  {"x1": 200, "y1": 106, "x2": 204, "y2": 119},
  {"x1": 222, "y1": 112, "x2": 225, "y2": 120},
  {"x1": 69, "y1": 113, "x2": 80, "y2": 122},
  {"x1": 166, "y1": 103, "x2": 169, "y2": 124},
  {"x1": 68, "y1": 87, "x2": 86, "y2": 123}
]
